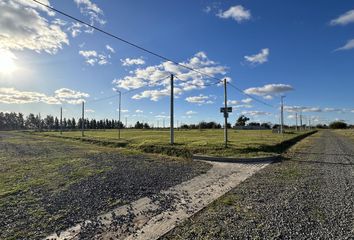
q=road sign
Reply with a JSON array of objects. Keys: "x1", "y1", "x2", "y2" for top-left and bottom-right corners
[
  {"x1": 220, "y1": 107, "x2": 232, "y2": 113},
  {"x1": 223, "y1": 112, "x2": 229, "y2": 118}
]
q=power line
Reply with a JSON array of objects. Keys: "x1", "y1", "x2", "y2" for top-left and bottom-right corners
[
  {"x1": 227, "y1": 82, "x2": 275, "y2": 108},
  {"x1": 32, "y1": 0, "x2": 226, "y2": 85},
  {"x1": 32, "y1": 0, "x2": 275, "y2": 109}
]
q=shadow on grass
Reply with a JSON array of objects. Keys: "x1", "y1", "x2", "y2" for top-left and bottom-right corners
[{"x1": 239, "y1": 131, "x2": 317, "y2": 155}]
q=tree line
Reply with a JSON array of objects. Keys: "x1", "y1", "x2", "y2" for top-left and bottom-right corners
[{"x1": 0, "y1": 112, "x2": 123, "y2": 130}]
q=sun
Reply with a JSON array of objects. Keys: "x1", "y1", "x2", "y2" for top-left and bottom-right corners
[{"x1": 0, "y1": 49, "x2": 17, "y2": 75}]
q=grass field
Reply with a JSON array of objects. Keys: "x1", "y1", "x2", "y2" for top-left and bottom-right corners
[
  {"x1": 38, "y1": 129, "x2": 311, "y2": 157},
  {"x1": 334, "y1": 129, "x2": 354, "y2": 142},
  {"x1": 0, "y1": 131, "x2": 209, "y2": 239}
]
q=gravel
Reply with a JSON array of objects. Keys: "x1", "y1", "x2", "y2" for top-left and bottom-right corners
[
  {"x1": 0, "y1": 132, "x2": 210, "y2": 240},
  {"x1": 163, "y1": 130, "x2": 354, "y2": 239}
]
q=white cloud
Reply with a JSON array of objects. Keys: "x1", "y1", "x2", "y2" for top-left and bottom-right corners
[
  {"x1": 227, "y1": 100, "x2": 240, "y2": 105},
  {"x1": 121, "y1": 57, "x2": 145, "y2": 66},
  {"x1": 351, "y1": 110, "x2": 354, "y2": 113},
  {"x1": 85, "y1": 109, "x2": 95, "y2": 113},
  {"x1": 106, "y1": 44, "x2": 115, "y2": 53},
  {"x1": 135, "y1": 109, "x2": 143, "y2": 113},
  {"x1": 121, "y1": 109, "x2": 129, "y2": 113},
  {"x1": 241, "y1": 110, "x2": 270, "y2": 116},
  {"x1": 73, "y1": 0, "x2": 105, "y2": 25},
  {"x1": 284, "y1": 106, "x2": 322, "y2": 113},
  {"x1": 335, "y1": 39, "x2": 354, "y2": 51},
  {"x1": 0, "y1": 0, "x2": 68, "y2": 54},
  {"x1": 0, "y1": 87, "x2": 89, "y2": 105},
  {"x1": 155, "y1": 115, "x2": 169, "y2": 119},
  {"x1": 330, "y1": 9, "x2": 354, "y2": 26},
  {"x1": 79, "y1": 49, "x2": 111, "y2": 66},
  {"x1": 244, "y1": 48, "x2": 269, "y2": 65},
  {"x1": 113, "y1": 52, "x2": 227, "y2": 102},
  {"x1": 186, "y1": 110, "x2": 197, "y2": 115},
  {"x1": 244, "y1": 84, "x2": 294, "y2": 98},
  {"x1": 132, "y1": 87, "x2": 182, "y2": 101},
  {"x1": 217, "y1": 5, "x2": 251, "y2": 23},
  {"x1": 241, "y1": 98, "x2": 253, "y2": 104},
  {"x1": 185, "y1": 94, "x2": 214, "y2": 105}
]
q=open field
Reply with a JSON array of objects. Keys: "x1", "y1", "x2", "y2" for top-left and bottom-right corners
[
  {"x1": 38, "y1": 129, "x2": 312, "y2": 157},
  {"x1": 334, "y1": 129, "x2": 354, "y2": 142},
  {"x1": 163, "y1": 130, "x2": 354, "y2": 239},
  {"x1": 0, "y1": 132, "x2": 210, "y2": 240}
]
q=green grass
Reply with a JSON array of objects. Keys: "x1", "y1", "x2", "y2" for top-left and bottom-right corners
[
  {"x1": 334, "y1": 129, "x2": 354, "y2": 142},
  {"x1": 37, "y1": 129, "x2": 313, "y2": 158}
]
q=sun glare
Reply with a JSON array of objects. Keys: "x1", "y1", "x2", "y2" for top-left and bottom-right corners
[{"x1": 0, "y1": 49, "x2": 17, "y2": 75}]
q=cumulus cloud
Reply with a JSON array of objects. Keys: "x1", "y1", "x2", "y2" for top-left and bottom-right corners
[
  {"x1": 241, "y1": 110, "x2": 270, "y2": 116},
  {"x1": 121, "y1": 57, "x2": 145, "y2": 66},
  {"x1": 73, "y1": 0, "x2": 105, "y2": 25},
  {"x1": 335, "y1": 39, "x2": 354, "y2": 51},
  {"x1": 242, "y1": 98, "x2": 253, "y2": 104},
  {"x1": 186, "y1": 110, "x2": 197, "y2": 115},
  {"x1": 185, "y1": 94, "x2": 214, "y2": 105},
  {"x1": 85, "y1": 109, "x2": 95, "y2": 113},
  {"x1": 135, "y1": 109, "x2": 143, "y2": 113},
  {"x1": 113, "y1": 52, "x2": 227, "y2": 102},
  {"x1": 284, "y1": 106, "x2": 322, "y2": 113},
  {"x1": 132, "y1": 87, "x2": 182, "y2": 101},
  {"x1": 0, "y1": 87, "x2": 89, "y2": 105},
  {"x1": 0, "y1": 0, "x2": 68, "y2": 54},
  {"x1": 330, "y1": 9, "x2": 354, "y2": 26},
  {"x1": 244, "y1": 48, "x2": 270, "y2": 65},
  {"x1": 106, "y1": 44, "x2": 115, "y2": 53},
  {"x1": 217, "y1": 5, "x2": 251, "y2": 23},
  {"x1": 244, "y1": 84, "x2": 294, "y2": 98},
  {"x1": 79, "y1": 49, "x2": 111, "y2": 66}
]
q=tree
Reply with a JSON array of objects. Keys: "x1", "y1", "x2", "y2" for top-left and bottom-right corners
[
  {"x1": 134, "y1": 121, "x2": 144, "y2": 129},
  {"x1": 329, "y1": 121, "x2": 347, "y2": 129},
  {"x1": 235, "y1": 115, "x2": 250, "y2": 126}
]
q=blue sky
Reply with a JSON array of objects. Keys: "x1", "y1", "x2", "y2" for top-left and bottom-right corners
[{"x1": 0, "y1": 0, "x2": 354, "y2": 126}]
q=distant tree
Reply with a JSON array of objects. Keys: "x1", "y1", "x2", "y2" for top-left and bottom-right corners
[
  {"x1": 25, "y1": 113, "x2": 37, "y2": 129},
  {"x1": 134, "y1": 121, "x2": 144, "y2": 129},
  {"x1": 143, "y1": 123, "x2": 150, "y2": 129},
  {"x1": 261, "y1": 123, "x2": 271, "y2": 129},
  {"x1": 72, "y1": 118, "x2": 76, "y2": 129},
  {"x1": 235, "y1": 115, "x2": 250, "y2": 127},
  {"x1": 329, "y1": 121, "x2": 347, "y2": 129},
  {"x1": 248, "y1": 122, "x2": 260, "y2": 127},
  {"x1": 54, "y1": 117, "x2": 59, "y2": 130}
]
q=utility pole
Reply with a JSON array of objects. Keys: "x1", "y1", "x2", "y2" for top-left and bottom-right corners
[
  {"x1": 125, "y1": 117, "x2": 127, "y2": 129},
  {"x1": 81, "y1": 101, "x2": 85, "y2": 137},
  {"x1": 163, "y1": 119, "x2": 165, "y2": 129},
  {"x1": 280, "y1": 96, "x2": 285, "y2": 134},
  {"x1": 300, "y1": 112, "x2": 303, "y2": 131},
  {"x1": 223, "y1": 78, "x2": 228, "y2": 148},
  {"x1": 295, "y1": 112, "x2": 298, "y2": 131},
  {"x1": 117, "y1": 90, "x2": 121, "y2": 139},
  {"x1": 170, "y1": 74, "x2": 174, "y2": 145},
  {"x1": 60, "y1": 107, "x2": 63, "y2": 135}
]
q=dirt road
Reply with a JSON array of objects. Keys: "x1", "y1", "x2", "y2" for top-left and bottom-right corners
[{"x1": 164, "y1": 130, "x2": 354, "y2": 239}]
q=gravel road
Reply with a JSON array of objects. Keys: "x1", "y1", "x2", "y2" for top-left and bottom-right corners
[{"x1": 163, "y1": 130, "x2": 354, "y2": 239}]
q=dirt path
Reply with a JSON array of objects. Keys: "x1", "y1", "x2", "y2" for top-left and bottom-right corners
[
  {"x1": 163, "y1": 130, "x2": 354, "y2": 239},
  {"x1": 45, "y1": 160, "x2": 271, "y2": 239}
]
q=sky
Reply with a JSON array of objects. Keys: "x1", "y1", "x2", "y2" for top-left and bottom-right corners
[{"x1": 0, "y1": 0, "x2": 354, "y2": 127}]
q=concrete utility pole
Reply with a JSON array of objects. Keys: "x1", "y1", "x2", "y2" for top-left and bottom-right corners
[
  {"x1": 81, "y1": 101, "x2": 85, "y2": 137},
  {"x1": 125, "y1": 117, "x2": 127, "y2": 129},
  {"x1": 170, "y1": 74, "x2": 174, "y2": 145},
  {"x1": 60, "y1": 107, "x2": 63, "y2": 135},
  {"x1": 295, "y1": 112, "x2": 298, "y2": 131},
  {"x1": 117, "y1": 90, "x2": 121, "y2": 139},
  {"x1": 223, "y1": 78, "x2": 228, "y2": 148},
  {"x1": 300, "y1": 112, "x2": 303, "y2": 131},
  {"x1": 280, "y1": 96, "x2": 285, "y2": 134}
]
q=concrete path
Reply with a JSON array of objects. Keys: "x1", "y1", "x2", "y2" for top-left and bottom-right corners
[{"x1": 45, "y1": 160, "x2": 271, "y2": 240}]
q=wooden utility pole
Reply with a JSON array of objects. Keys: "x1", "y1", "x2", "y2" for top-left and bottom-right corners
[
  {"x1": 60, "y1": 107, "x2": 63, "y2": 135},
  {"x1": 224, "y1": 79, "x2": 228, "y2": 148},
  {"x1": 295, "y1": 112, "x2": 298, "y2": 131},
  {"x1": 118, "y1": 91, "x2": 121, "y2": 139},
  {"x1": 170, "y1": 74, "x2": 174, "y2": 145},
  {"x1": 81, "y1": 101, "x2": 85, "y2": 137},
  {"x1": 280, "y1": 96, "x2": 285, "y2": 134}
]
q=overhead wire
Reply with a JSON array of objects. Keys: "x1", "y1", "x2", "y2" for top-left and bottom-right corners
[{"x1": 32, "y1": 0, "x2": 277, "y2": 108}]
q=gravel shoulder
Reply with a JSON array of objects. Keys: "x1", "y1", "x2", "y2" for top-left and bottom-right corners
[
  {"x1": 163, "y1": 130, "x2": 354, "y2": 239},
  {"x1": 0, "y1": 132, "x2": 210, "y2": 240}
]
